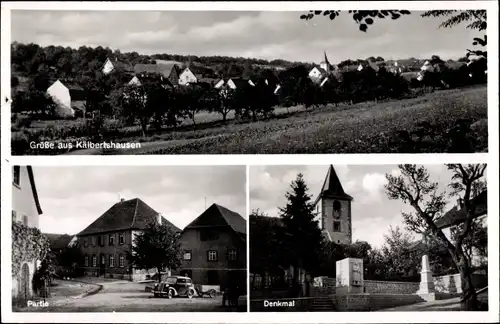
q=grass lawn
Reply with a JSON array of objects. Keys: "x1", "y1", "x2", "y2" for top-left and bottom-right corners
[
  {"x1": 14, "y1": 85, "x2": 487, "y2": 154},
  {"x1": 94, "y1": 85, "x2": 488, "y2": 154}
]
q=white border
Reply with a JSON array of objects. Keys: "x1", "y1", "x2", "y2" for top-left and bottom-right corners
[{"x1": 1, "y1": 1, "x2": 499, "y2": 323}]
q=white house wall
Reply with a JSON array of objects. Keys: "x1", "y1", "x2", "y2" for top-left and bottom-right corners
[
  {"x1": 47, "y1": 80, "x2": 75, "y2": 118},
  {"x1": 178, "y1": 68, "x2": 198, "y2": 85},
  {"x1": 102, "y1": 59, "x2": 114, "y2": 75},
  {"x1": 12, "y1": 166, "x2": 41, "y2": 229}
]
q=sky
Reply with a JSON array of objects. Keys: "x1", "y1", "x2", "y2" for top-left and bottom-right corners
[
  {"x1": 249, "y1": 164, "x2": 486, "y2": 249},
  {"x1": 32, "y1": 165, "x2": 246, "y2": 235},
  {"x1": 10, "y1": 10, "x2": 481, "y2": 64}
]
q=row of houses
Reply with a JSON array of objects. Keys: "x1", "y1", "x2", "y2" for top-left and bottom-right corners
[
  {"x1": 11, "y1": 166, "x2": 246, "y2": 301},
  {"x1": 39, "y1": 52, "x2": 486, "y2": 118}
]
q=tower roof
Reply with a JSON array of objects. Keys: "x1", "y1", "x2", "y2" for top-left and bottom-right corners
[{"x1": 315, "y1": 165, "x2": 353, "y2": 205}]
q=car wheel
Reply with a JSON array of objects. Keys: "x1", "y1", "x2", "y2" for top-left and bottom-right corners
[
  {"x1": 153, "y1": 293, "x2": 158, "y2": 298},
  {"x1": 167, "y1": 289, "x2": 173, "y2": 299},
  {"x1": 187, "y1": 289, "x2": 194, "y2": 299}
]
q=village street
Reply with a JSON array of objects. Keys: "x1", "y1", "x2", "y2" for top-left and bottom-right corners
[{"x1": 21, "y1": 279, "x2": 247, "y2": 312}]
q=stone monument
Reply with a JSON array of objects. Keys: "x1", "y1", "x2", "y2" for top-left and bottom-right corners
[
  {"x1": 336, "y1": 257, "x2": 364, "y2": 294},
  {"x1": 417, "y1": 254, "x2": 436, "y2": 301}
]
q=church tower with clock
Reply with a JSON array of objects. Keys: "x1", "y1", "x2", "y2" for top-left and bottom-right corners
[{"x1": 314, "y1": 165, "x2": 353, "y2": 245}]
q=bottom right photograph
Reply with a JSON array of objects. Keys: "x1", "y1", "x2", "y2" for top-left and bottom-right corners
[{"x1": 249, "y1": 164, "x2": 488, "y2": 312}]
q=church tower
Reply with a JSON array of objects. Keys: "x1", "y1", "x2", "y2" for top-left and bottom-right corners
[
  {"x1": 320, "y1": 51, "x2": 331, "y2": 72},
  {"x1": 314, "y1": 165, "x2": 353, "y2": 245}
]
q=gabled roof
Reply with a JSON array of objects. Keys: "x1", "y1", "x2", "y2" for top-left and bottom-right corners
[
  {"x1": 314, "y1": 165, "x2": 353, "y2": 205},
  {"x1": 45, "y1": 233, "x2": 75, "y2": 250},
  {"x1": 229, "y1": 77, "x2": 252, "y2": 89},
  {"x1": 26, "y1": 166, "x2": 43, "y2": 215},
  {"x1": 435, "y1": 191, "x2": 487, "y2": 229},
  {"x1": 78, "y1": 198, "x2": 180, "y2": 236},
  {"x1": 183, "y1": 203, "x2": 246, "y2": 235},
  {"x1": 102, "y1": 58, "x2": 133, "y2": 73},
  {"x1": 134, "y1": 63, "x2": 181, "y2": 79}
]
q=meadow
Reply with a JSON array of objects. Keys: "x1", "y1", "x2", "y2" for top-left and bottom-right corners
[{"x1": 47, "y1": 84, "x2": 488, "y2": 155}]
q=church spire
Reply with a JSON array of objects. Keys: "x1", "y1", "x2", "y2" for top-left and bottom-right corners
[
  {"x1": 324, "y1": 51, "x2": 330, "y2": 65},
  {"x1": 316, "y1": 165, "x2": 353, "y2": 203}
]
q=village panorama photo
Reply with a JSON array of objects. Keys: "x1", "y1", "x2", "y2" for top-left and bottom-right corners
[
  {"x1": 8, "y1": 8, "x2": 488, "y2": 155},
  {"x1": 249, "y1": 164, "x2": 488, "y2": 312},
  {"x1": 10, "y1": 165, "x2": 247, "y2": 312}
]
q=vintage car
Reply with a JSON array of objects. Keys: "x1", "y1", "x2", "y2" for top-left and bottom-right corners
[{"x1": 152, "y1": 276, "x2": 196, "y2": 298}]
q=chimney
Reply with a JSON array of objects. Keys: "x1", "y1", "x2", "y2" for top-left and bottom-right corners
[{"x1": 120, "y1": 198, "x2": 125, "y2": 203}]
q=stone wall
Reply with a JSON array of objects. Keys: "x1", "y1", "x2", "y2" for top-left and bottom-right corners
[
  {"x1": 331, "y1": 293, "x2": 426, "y2": 311},
  {"x1": 364, "y1": 280, "x2": 420, "y2": 294},
  {"x1": 433, "y1": 273, "x2": 461, "y2": 293}
]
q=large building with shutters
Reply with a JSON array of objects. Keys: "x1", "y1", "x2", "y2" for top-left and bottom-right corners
[{"x1": 76, "y1": 197, "x2": 180, "y2": 281}]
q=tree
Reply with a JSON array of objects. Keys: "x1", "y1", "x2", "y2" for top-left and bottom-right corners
[
  {"x1": 384, "y1": 164, "x2": 487, "y2": 310},
  {"x1": 130, "y1": 221, "x2": 182, "y2": 283},
  {"x1": 278, "y1": 174, "x2": 324, "y2": 288},
  {"x1": 300, "y1": 10, "x2": 411, "y2": 32}
]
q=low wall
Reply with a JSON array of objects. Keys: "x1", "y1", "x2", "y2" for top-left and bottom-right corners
[
  {"x1": 433, "y1": 273, "x2": 488, "y2": 294},
  {"x1": 331, "y1": 294, "x2": 425, "y2": 311},
  {"x1": 363, "y1": 280, "x2": 419, "y2": 294}
]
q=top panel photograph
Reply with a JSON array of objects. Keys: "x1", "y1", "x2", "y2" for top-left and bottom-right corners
[{"x1": 9, "y1": 9, "x2": 488, "y2": 155}]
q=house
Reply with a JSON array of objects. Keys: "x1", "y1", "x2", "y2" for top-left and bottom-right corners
[
  {"x1": 179, "y1": 65, "x2": 218, "y2": 86},
  {"x1": 435, "y1": 190, "x2": 488, "y2": 267},
  {"x1": 127, "y1": 74, "x2": 173, "y2": 89},
  {"x1": 134, "y1": 63, "x2": 182, "y2": 86},
  {"x1": 226, "y1": 77, "x2": 254, "y2": 90},
  {"x1": 176, "y1": 203, "x2": 246, "y2": 292},
  {"x1": 45, "y1": 233, "x2": 77, "y2": 254},
  {"x1": 76, "y1": 197, "x2": 180, "y2": 281},
  {"x1": 46, "y1": 80, "x2": 86, "y2": 118},
  {"x1": 313, "y1": 165, "x2": 353, "y2": 245},
  {"x1": 12, "y1": 166, "x2": 43, "y2": 301},
  {"x1": 101, "y1": 57, "x2": 134, "y2": 75},
  {"x1": 308, "y1": 52, "x2": 337, "y2": 83}
]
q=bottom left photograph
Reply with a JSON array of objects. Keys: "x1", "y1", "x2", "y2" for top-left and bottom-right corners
[{"x1": 10, "y1": 165, "x2": 247, "y2": 312}]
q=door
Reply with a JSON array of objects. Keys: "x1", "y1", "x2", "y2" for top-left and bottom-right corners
[
  {"x1": 100, "y1": 255, "x2": 106, "y2": 276},
  {"x1": 20, "y1": 263, "x2": 30, "y2": 301}
]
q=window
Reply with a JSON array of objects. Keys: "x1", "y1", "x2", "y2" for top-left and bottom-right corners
[
  {"x1": 200, "y1": 229, "x2": 219, "y2": 241},
  {"x1": 109, "y1": 255, "x2": 115, "y2": 267},
  {"x1": 207, "y1": 250, "x2": 218, "y2": 261},
  {"x1": 333, "y1": 200, "x2": 341, "y2": 211},
  {"x1": 119, "y1": 233, "x2": 125, "y2": 245},
  {"x1": 22, "y1": 215, "x2": 28, "y2": 226},
  {"x1": 98, "y1": 235, "x2": 104, "y2": 246},
  {"x1": 12, "y1": 210, "x2": 17, "y2": 223},
  {"x1": 119, "y1": 255, "x2": 125, "y2": 268},
  {"x1": 228, "y1": 249, "x2": 237, "y2": 261},
  {"x1": 85, "y1": 256, "x2": 89, "y2": 267},
  {"x1": 13, "y1": 166, "x2": 20, "y2": 186},
  {"x1": 84, "y1": 239, "x2": 89, "y2": 248},
  {"x1": 92, "y1": 255, "x2": 97, "y2": 267},
  {"x1": 333, "y1": 221, "x2": 341, "y2": 232},
  {"x1": 183, "y1": 250, "x2": 192, "y2": 261},
  {"x1": 92, "y1": 236, "x2": 96, "y2": 246},
  {"x1": 108, "y1": 234, "x2": 115, "y2": 246}
]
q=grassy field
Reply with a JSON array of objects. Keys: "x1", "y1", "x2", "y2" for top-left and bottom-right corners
[
  {"x1": 13, "y1": 85, "x2": 487, "y2": 155},
  {"x1": 85, "y1": 85, "x2": 487, "y2": 155}
]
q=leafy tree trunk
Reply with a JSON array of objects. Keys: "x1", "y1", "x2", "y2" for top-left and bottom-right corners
[
  {"x1": 455, "y1": 249, "x2": 478, "y2": 310},
  {"x1": 140, "y1": 118, "x2": 148, "y2": 138}
]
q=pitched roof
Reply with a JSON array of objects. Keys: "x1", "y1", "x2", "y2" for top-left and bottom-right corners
[
  {"x1": 77, "y1": 198, "x2": 180, "y2": 236},
  {"x1": 229, "y1": 77, "x2": 252, "y2": 89},
  {"x1": 435, "y1": 191, "x2": 487, "y2": 229},
  {"x1": 314, "y1": 165, "x2": 353, "y2": 205},
  {"x1": 45, "y1": 233, "x2": 75, "y2": 250},
  {"x1": 134, "y1": 63, "x2": 180, "y2": 78},
  {"x1": 26, "y1": 166, "x2": 43, "y2": 215},
  {"x1": 183, "y1": 203, "x2": 246, "y2": 235}
]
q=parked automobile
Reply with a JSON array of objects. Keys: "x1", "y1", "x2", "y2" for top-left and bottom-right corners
[{"x1": 152, "y1": 276, "x2": 196, "y2": 299}]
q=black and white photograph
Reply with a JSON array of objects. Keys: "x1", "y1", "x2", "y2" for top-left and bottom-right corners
[
  {"x1": 10, "y1": 165, "x2": 247, "y2": 312},
  {"x1": 249, "y1": 164, "x2": 488, "y2": 312},
  {"x1": 8, "y1": 8, "x2": 488, "y2": 155}
]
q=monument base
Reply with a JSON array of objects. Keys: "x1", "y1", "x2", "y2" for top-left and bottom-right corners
[{"x1": 417, "y1": 292, "x2": 436, "y2": 301}]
